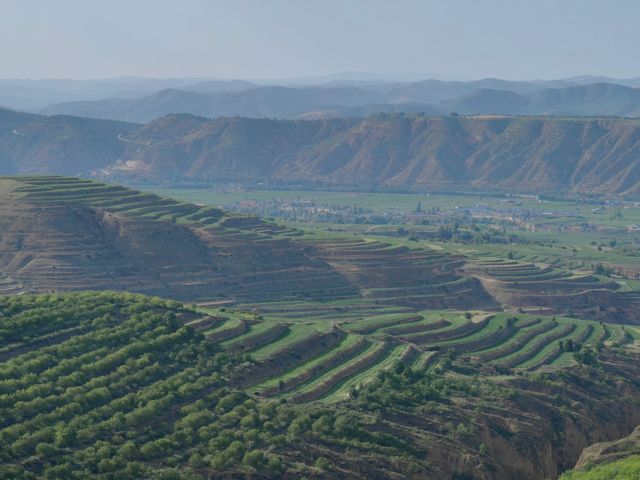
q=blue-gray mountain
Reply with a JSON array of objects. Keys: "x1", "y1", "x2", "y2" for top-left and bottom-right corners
[{"x1": 40, "y1": 81, "x2": 640, "y2": 122}]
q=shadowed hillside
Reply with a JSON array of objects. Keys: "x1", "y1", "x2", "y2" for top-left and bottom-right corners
[
  {"x1": 0, "y1": 177, "x2": 356, "y2": 302},
  {"x1": 0, "y1": 177, "x2": 496, "y2": 311},
  {"x1": 0, "y1": 108, "x2": 136, "y2": 175}
]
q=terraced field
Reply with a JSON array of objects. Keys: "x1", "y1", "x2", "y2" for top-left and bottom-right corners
[
  {"x1": 196, "y1": 304, "x2": 637, "y2": 403},
  {"x1": 0, "y1": 176, "x2": 500, "y2": 312},
  {"x1": 4, "y1": 177, "x2": 634, "y2": 323},
  {"x1": 465, "y1": 258, "x2": 640, "y2": 322},
  {"x1": 310, "y1": 238, "x2": 497, "y2": 310},
  {"x1": 5, "y1": 291, "x2": 640, "y2": 480},
  {"x1": 0, "y1": 176, "x2": 358, "y2": 301},
  {"x1": 0, "y1": 273, "x2": 25, "y2": 295},
  {"x1": 3, "y1": 176, "x2": 640, "y2": 409},
  {"x1": 1, "y1": 292, "x2": 411, "y2": 479}
]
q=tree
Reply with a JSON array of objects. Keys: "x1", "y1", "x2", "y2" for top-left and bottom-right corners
[
  {"x1": 120, "y1": 441, "x2": 138, "y2": 460},
  {"x1": 140, "y1": 441, "x2": 163, "y2": 460},
  {"x1": 311, "y1": 415, "x2": 334, "y2": 435},
  {"x1": 266, "y1": 454, "x2": 284, "y2": 473},
  {"x1": 35, "y1": 442, "x2": 58, "y2": 458},
  {"x1": 574, "y1": 346, "x2": 597, "y2": 366},
  {"x1": 242, "y1": 450, "x2": 266, "y2": 469},
  {"x1": 287, "y1": 415, "x2": 311, "y2": 438},
  {"x1": 188, "y1": 453, "x2": 206, "y2": 468},
  {"x1": 315, "y1": 457, "x2": 331, "y2": 471}
]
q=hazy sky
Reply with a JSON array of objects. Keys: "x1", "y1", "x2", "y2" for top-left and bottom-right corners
[{"x1": 2, "y1": 0, "x2": 639, "y2": 80}]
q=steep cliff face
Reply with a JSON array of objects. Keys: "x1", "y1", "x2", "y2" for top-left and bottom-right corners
[
  {"x1": 487, "y1": 352, "x2": 640, "y2": 480},
  {"x1": 573, "y1": 425, "x2": 640, "y2": 470}
]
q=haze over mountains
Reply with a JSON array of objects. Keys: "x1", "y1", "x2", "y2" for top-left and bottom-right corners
[
  {"x1": 2, "y1": 74, "x2": 640, "y2": 198},
  {"x1": 40, "y1": 80, "x2": 640, "y2": 122},
  {"x1": 0, "y1": 77, "x2": 253, "y2": 111},
  {"x1": 2, "y1": 75, "x2": 640, "y2": 122}
]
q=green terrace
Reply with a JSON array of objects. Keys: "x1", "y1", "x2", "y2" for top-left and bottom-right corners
[
  {"x1": 194, "y1": 304, "x2": 639, "y2": 404},
  {"x1": 4, "y1": 176, "x2": 301, "y2": 238}
]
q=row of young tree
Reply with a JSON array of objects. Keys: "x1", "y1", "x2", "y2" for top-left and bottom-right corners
[{"x1": 0, "y1": 292, "x2": 418, "y2": 479}]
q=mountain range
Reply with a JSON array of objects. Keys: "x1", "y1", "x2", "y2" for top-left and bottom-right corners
[
  {"x1": 38, "y1": 81, "x2": 640, "y2": 123},
  {"x1": 2, "y1": 76, "x2": 640, "y2": 122},
  {"x1": 3, "y1": 107, "x2": 640, "y2": 197},
  {"x1": 0, "y1": 77, "x2": 255, "y2": 111}
]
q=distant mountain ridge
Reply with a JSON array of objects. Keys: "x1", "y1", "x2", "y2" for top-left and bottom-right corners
[
  {"x1": 4, "y1": 107, "x2": 640, "y2": 197},
  {"x1": 39, "y1": 80, "x2": 640, "y2": 122},
  {"x1": 0, "y1": 77, "x2": 258, "y2": 111}
]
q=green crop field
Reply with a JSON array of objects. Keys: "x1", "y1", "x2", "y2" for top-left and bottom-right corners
[
  {"x1": 139, "y1": 185, "x2": 638, "y2": 221},
  {"x1": 140, "y1": 185, "x2": 640, "y2": 231},
  {"x1": 188, "y1": 304, "x2": 636, "y2": 405}
]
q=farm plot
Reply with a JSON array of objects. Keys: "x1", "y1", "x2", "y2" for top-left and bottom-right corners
[
  {"x1": 1, "y1": 177, "x2": 364, "y2": 303},
  {"x1": 16, "y1": 178, "x2": 228, "y2": 228},
  {"x1": 465, "y1": 258, "x2": 640, "y2": 322},
  {"x1": 309, "y1": 238, "x2": 498, "y2": 311},
  {"x1": 195, "y1": 298, "x2": 628, "y2": 405}
]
